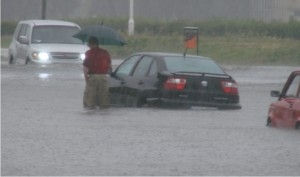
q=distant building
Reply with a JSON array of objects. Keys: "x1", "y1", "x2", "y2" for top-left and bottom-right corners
[{"x1": 1, "y1": 0, "x2": 300, "y2": 22}]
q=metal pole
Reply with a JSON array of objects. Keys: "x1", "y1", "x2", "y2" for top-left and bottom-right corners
[
  {"x1": 42, "y1": 0, "x2": 47, "y2": 19},
  {"x1": 128, "y1": 0, "x2": 135, "y2": 36},
  {"x1": 197, "y1": 29, "x2": 199, "y2": 55}
]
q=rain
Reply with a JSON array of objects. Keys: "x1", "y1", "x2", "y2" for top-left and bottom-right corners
[{"x1": 1, "y1": 0, "x2": 300, "y2": 176}]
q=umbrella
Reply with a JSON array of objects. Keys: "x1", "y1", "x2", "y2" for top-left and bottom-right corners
[{"x1": 73, "y1": 25, "x2": 126, "y2": 46}]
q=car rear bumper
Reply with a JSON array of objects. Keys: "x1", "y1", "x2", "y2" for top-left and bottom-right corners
[{"x1": 160, "y1": 97, "x2": 242, "y2": 109}]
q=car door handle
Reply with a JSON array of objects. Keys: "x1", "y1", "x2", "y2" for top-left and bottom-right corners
[{"x1": 138, "y1": 80, "x2": 144, "y2": 85}]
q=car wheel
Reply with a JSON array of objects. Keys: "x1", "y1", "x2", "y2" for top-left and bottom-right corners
[
  {"x1": 133, "y1": 96, "x2": 146, "y2": 108},
  {"x1": 138, "y1": 98, "x2": 146, "y2": 107},
  {"x1": 123, "y1": 95, "x2": 145, "y2": 108},
  {"x1": 9, "y1": 55, "x2": 15, "y2": 65},
  {"x1": 295, "y1": 122, "x2": 300, "y2": 130}
]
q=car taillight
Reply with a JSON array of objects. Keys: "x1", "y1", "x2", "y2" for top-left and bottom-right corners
[
  {"x1": 221, "y1": 81, "x2": 238, "y2": 94},
  {"x1": 164, "y1": 77, "x2": 187, "y2": 90}
]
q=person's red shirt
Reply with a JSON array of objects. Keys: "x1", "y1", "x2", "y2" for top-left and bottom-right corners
[{"x1": 83, "y1": 47, "x2": 111, "y2": 74}]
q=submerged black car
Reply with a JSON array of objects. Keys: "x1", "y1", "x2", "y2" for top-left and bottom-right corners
[{"x1": 108, "y1": 52, "x2": 241, "y2": 109}]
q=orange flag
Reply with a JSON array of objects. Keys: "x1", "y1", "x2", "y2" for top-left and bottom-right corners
[{"x1": 185, "y1": 36, "x2": 197, "y2": 49}]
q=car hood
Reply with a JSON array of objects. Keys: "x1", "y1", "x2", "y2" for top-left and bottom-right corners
[{"x1": 30, "y1": 43, "x2": 89, "y2": 53}]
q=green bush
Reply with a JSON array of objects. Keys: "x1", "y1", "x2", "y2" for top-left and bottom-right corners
[
  {"x1": 2, "y1": 18, "x2": 300, "y2": 39},
  {"x1": 1, "y1": 21, "x2": 17, "y2": 36},
  {"x1": 1, "y1": 18, "x2": 299, "y2": 65}
]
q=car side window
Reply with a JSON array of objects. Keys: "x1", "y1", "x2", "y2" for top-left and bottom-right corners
[
  {"x1": 115, "y1": 55, "x2": 140, "y2": 78},
  {"x1": 18, "y1": 24, "x2": 29, "y2": 40},
  {"x1": 148, "y1": 59, "x2": 158, "y2": 76},
  {"x1": 13, "y1": 24, "x2": 22, "y2": 40},
  {"x1": 285, "y1": 75, "x2": 300, "y2": 98},
  {"x1": 132, "y1": 56, "x2": 154, "y2": 77}
]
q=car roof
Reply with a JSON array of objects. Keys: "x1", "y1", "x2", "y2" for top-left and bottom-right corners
[
  {"x1": 18, "y1": 20, "x2": 79, "y2": 27},
  {"x1": 292, "y1": 70, "x2": 300, "y2": 75},
  {"x1": 134, "y1": 52, "x2": 212, "y2": 60}
]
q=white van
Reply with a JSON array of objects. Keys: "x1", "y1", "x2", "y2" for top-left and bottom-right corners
[{"x1": 8, "y1": 20, "x2": 88, "y2": 64}]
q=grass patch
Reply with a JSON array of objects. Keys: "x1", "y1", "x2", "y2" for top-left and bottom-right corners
[
  {"x1": 2, "y1": 34, "x2": 299, "y2": 66},
  {"x1": 105, "y1": 34, "x2": 300, "y2": 66},
  {"x1": 2, "y1": 18, "x2": 299, "y2": 65},
  {"x1": 1, "y1": 35, "x2": 12, "y2": 48},
  {"x1": 199, "y1": 35, "x2": 300, "y2": 65}
]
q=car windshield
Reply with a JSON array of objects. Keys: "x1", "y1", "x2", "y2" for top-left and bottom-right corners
[
  {"x1": 163, "y1": 56, "x2": 225, "y2": 74},
  {"x1": 31, "y1": 25, "x2": 83, "y2": 44}
]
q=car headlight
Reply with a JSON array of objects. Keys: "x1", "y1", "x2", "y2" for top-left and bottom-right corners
[
  {"x1": 32, "y1": 52, "x2": 49, "y2": 61},
  {"x1": 39, "y1": 52, "x2": 50, "y2": 61},
  {"x1": 80, "y1": 53, "x2": 85, "y2": 60}
]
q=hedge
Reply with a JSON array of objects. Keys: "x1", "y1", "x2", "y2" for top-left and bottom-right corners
[{"x1": 2, "y1": 18, "x2": 300, "y2": 39}]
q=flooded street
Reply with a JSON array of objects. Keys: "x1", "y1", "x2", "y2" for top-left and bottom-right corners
[{"x1": 1, "y1": 61, "x2": 299, "y2": 176}]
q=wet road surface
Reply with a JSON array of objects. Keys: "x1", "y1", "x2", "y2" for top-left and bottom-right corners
[{"x1": 1, "y1": 61, "x2": 300, "y2": 176}]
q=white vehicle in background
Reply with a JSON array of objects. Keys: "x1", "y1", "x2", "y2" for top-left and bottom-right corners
[{"x1": 8, "y1": 20, "x2": 88, "y2": 65}]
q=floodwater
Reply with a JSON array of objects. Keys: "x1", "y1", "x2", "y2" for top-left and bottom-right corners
[{"x1": 1, "y1": 61, "x2": 299, "y2": 176}]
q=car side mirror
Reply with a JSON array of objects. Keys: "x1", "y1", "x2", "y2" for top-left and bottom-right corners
[
  {"x1": 19, "y1": 36, "x2": 29, "y2": 44},
  {"x1": 110, "y1": 72, "x2": 115, "y2": 77},
  {"x1": 271, "y1": 91, "x2": 280, "y2": 97}
]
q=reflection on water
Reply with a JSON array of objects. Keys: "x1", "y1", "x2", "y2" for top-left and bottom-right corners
[
  {"x1": 225, "y1": 66, "x2": 298, "y2": 85},
  {"x1": 38, "y1": 73, "x2": 52, "y2": 79}
]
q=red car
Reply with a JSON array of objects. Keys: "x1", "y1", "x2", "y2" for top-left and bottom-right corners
[{"x1": 267, "y1": 70, "x2": 300, "y2": 129}]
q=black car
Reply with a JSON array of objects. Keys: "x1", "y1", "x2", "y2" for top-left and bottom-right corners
[{"x1": 108, "y1": 52, "x2": 241, "y2": 109}]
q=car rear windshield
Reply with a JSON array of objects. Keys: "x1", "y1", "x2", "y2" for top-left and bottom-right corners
[
  {"x1": 163, "y1": 56, "x2": 225, "y2": 74},
  {"x1": 32, "y1": 25, "x2": 83, "y2": 44}
]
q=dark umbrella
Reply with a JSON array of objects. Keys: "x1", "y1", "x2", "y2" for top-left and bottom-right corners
[{"x1": 73, "y1": 25, "x2": 126, "y2": 46}]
